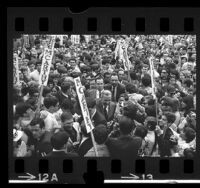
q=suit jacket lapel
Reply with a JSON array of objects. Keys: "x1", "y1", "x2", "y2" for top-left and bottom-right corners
[{"x1": 108, "y1": 103, "x2": 114, "y2": 120}]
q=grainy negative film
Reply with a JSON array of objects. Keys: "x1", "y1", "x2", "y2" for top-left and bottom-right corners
[{"x1": 7, "y1": 7, "x2": 200, "y2": 184}]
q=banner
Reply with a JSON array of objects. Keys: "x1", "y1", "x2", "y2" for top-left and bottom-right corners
[
  {"x1": 74, "y1": 77, "x2": 94, "y2": 133},
  {"x1": 149, "y1": 57, "x2": 156, "y2": 99},
  {"x1": 23, "y1": 35, "x2": 30, "y2": 48},
  {"x1": 115, "y1": 38, "x2": 130, "y2": 71},
  {"x1": 39, "y1": 36, "x2": 55, "y2": 86},
  {"x1": 122, "y1": 40, "x2": 131, "y2": 71},
  {"x1": 84, "y1": 35, "x2": 91, "y2": 43},
  {"x1": 71, "y1": 35, "x2": 80, "y2": 44},
  {"x1": 13, "y1": 53, "x2": 20, "y2": 85}
]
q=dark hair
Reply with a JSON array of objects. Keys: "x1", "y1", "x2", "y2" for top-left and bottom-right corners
[
  {"x1": 123, "y1": 102, "x2": 138, "y2": 120},
  {"x1": 145, "y1": 106, "x2": 156, "y2": 117},
  {"x1": 119, "y1": 93, "x2": 129, "y2": 101},
  {"x1": 146, "y1": 117, "x2": 157, "y2": 131},
  {"x1": 119, "y1": 116, "x2": 135, "y2": 135},
  {"x1": 170, "y1": 98, "x2": 180, "y2": 112},
  {"x1": 42, "y1": 86, "x2": 51, "y2": 97},
  {"x1": 27, "y1": 60, "x2": 36, "y2": 66},
  {"x1": 30, "y1": 117, "x2": 45, "y2": 129},
  {"x1": 28, "y1": 86, "x2": 39, "y2": 97},
  {"x1": 61, "y1": 81, "x2": 71, "y2": 93},
  {"x1": 165, "y1": 112, "x2": 176, "y2": 124},
  {"x1": 184, "y1": 127, "x2": 196, "y2": 143},
  {"x1": 35, "y1": 60, "x2": 42, "y2": 67},
  {"x1": 60, "y1": 98, "x2": 73, "y2": 111},
  {"x1": 51, "y1": 131, "x2": 69, "y2": 150},
  {"x1": 141, "y1": 74, "x2": 151, "y2": 87},
  {"x1": 130, "y1": 71, "x2": 138, "y2": 80},
  {"x1": 125, "y1": 83, "x2": 138, "y2": 93},
  {"x1": 43, "y1": 96, "x2": 58, "y2": 109},
  {"x1": 15, "y1": 102, "x2": 32, "y2": 117},
  {"x1": 86, "y1": 97, "x2": 96, "y2": 109},
  {"x1": 184, "y1": 79, "x2": 193, "y2": 88},
  {"x1": 134, "y1": 125, "x2": 148, "y2": 139},
  {"x1": 182, "y1": 95, "x2": 194, "y2": 111},
  {"x1": 93, "y1": 124, "x2": 108, "y2": 144},
  {"x1": 60, "y1": 111, "x2": 73, "y2": 123},
  {"x1": 183, "y1": 148, "x2": 195, "y2": 158}
]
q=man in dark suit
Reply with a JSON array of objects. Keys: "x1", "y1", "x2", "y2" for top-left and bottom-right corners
[
  {"x1": 107, "y1": 74, "x2": 126, "y2": 102},
  {"x1": 46, "y1": 130, "x2": 78, "y2": 157},
  {"x1": 105, "y1": 116, "x2": 142, "y2": 161},
  {"x1": 56, "y1": 81, "x2": 72, "y2": 106},
  {"x1": 29, "y1": 117, "x2": 53, "y2": 157},
  {"x1": 86, "y1": 97, "x2": 107, "y2": 127},
  {"x1": 96, "y1": 90, "x2": 116, "y2": 123}
]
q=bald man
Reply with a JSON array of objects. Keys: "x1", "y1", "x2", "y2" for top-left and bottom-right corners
[{"x1": 96, "y1": 90, "x2": 116, "y2": 123}]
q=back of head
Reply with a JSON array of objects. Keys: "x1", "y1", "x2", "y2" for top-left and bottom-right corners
[
  {"x1": 60, "y1": 111, "x2": 73, "y2": 123},
  {"x1": 146, "y1": 116, "x2": 157, "y2": 131},
  {"x1": 142, "y1": 74, "x2": 151, "y2": 87},
  {"x1": 51, "y1": 131, "x2": 69, "y2": 150},
  {"x1": 119, "y1": 116, "x2": 135, "y2": 135},
  {"x1": 125, "y1": 83, "x2": 138, "y2": 94},
  {"x1": 61, "y1": 81, "x2": 71, "y2": 93},
  {"x1": 123, "y1": 101, "x2": 137, "y2": 120},
  {"x1": 134, "y1": 125, "x2": 148, "y2": 139},
  {"x1": 43, "y1": 96, "x2": 58, "y2": 109},
  {"x1": 164, "y1": 111, "x2": 176, "y2": 124},
  {"x1": 93, "y1": 124, "x2": 108, "y2": 144},
  {"x1": 60, "y1": 98, "x2": 73, "y2": 111},
  {"x1": 86, "y1": 97, "x2": 96, "y2": 109},
  {"x1": 15, "y1": 102, "x2": 32, "y2": 117},
  {"x1": 184, "y1": 127, "x2": 196, "y2": 143}
]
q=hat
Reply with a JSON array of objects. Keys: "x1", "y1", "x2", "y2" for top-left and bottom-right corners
[{"x1": 13, "y1": 129, "x2": 23, "y2": 142}]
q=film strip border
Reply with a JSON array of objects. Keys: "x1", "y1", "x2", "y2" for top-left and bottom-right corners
[
  {"x1": 10, "y1": 158, "x2": 199, "y2": 183},
  {"x1": 7, "y1": 7, "x2": 200, "y2": 183},
  {"x1": 7, "y1": 8, "x2": 200, "y2": 34}
]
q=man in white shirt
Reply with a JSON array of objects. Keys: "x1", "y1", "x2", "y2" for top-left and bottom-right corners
[
  {"x1": 40, "y1": 96, "x2": 60, "y2": 132},
  {"x1": 29, "y1": 61, "x2": 42, "y2": 83}
]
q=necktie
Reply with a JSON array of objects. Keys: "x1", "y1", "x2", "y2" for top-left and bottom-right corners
[
  {"x1": 112, "y1": 86, "x2": 117, "y2": 102},
  {"x1": 104, "y1": 105, "x2": 108, "y2": 121}
]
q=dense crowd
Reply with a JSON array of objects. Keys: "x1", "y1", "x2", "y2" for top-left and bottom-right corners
[{"x1": 13, "y1": 35, "x2": 196, "y2": 159}]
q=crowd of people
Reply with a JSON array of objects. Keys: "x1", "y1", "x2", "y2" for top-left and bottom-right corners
[{"x1": 13, "y1": 35, "x2": 196, "y2": 159}]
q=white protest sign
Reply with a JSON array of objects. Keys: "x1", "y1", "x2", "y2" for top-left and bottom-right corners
[
  {"x1": 149, "y1": 57, "x2": 156, "y2": 99},
  {"x1": 121, "y1": 39, "x2": 130, "y2": 71},
  {"x1": 74, "y1": 77, "x2": 94, "y2": 133},
  {"x1": 13, "y1": 53, "x2": 20, "y2": 85},
  {"x1": 71, "y1": 35, "x2": 80, "y2": 44},
  {"x1": 84, "y1": 35, "x2": 91, "y2": 43},
  {"x1": 39, "y1": 36, "x2": 55, "y2": 86}
]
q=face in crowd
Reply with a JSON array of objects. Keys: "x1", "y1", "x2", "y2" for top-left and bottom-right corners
[
  {"x1": 102, "y1": 90, "x2": 112, "y2": 106},
  {"x1": 62, "y1": 117, "x2": 74, "y2": 132},
  {"x1": 36, "y1": 64, "x2": 42, "y2": 73},
  {"x1": 96, "y1": 78, "x2": 104, "y2": 91},
  {"x1": 159, "y1": 115, "x2": 168, "y2": 129},
  {"x1": 90, "y1": 80, "x2": 96, "y2": 89},
  {"x1": 69, "y1": 59, "x2": 76, "y2": 70},
  {"x1": 30, "y1": 123, "x2": 45, "y2": 140},
  {"x1": 118, "y1": 70, "x2": 124, "y2": 82},
  {"x1": 111, "y1": 75, "x2": 119, "y2": 87},
  {"x1": 142, "y1": 64, "x2": 149, "y2": 74}
]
